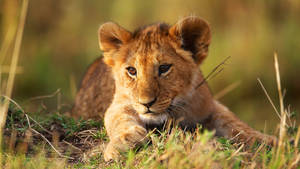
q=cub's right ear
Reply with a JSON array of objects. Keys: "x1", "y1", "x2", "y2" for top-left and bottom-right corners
[{"x1": 98, "y1": 22, "x2": 132, "y2": 52}]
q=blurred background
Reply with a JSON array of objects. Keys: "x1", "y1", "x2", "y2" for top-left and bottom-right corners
[{"x1": 1, "y1": 0, "x2": 299, "y2": 132}]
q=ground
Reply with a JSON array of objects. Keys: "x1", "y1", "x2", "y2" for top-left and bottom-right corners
[{"x1": 1, "y1": 101, "x2": 299, "y2": 169}]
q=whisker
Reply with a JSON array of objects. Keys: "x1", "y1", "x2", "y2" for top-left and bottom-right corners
[{"x1": 168, "y1": 104, "x2": 189, "y2": 115}]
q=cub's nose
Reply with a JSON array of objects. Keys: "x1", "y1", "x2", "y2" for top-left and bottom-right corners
[{"x1": 140, "y1": 97, "x2": 157, "y2": 108}]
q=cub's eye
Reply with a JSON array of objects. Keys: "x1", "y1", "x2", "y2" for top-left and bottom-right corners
[
  {"x1": 159, "y1": 64, "x2": 172, "y2": 76},
  {"x1": 126, "y1": 67, "x2": 137, "y2": 76}
]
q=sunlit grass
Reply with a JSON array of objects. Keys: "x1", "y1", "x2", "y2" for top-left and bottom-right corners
[
  {"x1": 0, "y1": 0, "x2": 29, "y2": 167},
  {"x1": 1, "y1": 105, "x2": 300, "y2": 168},
  {"x1": 0, "y1": 0, "x2": 299, "y2": 168}
]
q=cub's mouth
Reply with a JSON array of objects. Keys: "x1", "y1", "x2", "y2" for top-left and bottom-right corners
[
  {"x1": 144, "y1": 109, "x2": 167, "y2": 115},
  {"x1": 144, "y1": 104, "x2": 172, "y2": 115},
  {"x1": 134, "y1": 97, "x2": 175, "y2": 116},
  {"x1": 142, "y1": 98, "x2": 177, "y2": 115},
  {"x1": 143, "y1": 105, "x2": 174, "y2": 116},
  {"x1": 145, "y1": 110, "x2": 155, "y2": 114}
]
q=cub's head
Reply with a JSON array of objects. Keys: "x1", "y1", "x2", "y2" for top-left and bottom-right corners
[{"x1": 98, "y1": 16, "x2": 211, "y2": 119}]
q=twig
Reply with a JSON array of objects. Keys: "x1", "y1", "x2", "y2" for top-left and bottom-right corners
[
  {"x1": 214, "y1": 81, "x2": 241, "y2": 100},
  {"x1": 195, "y1": 56, "x2": 231, "y2": 89},
  {"x1": 30, "y1": 128, "x2": 74, "y2": 159},
  {"x1": 1, "y1": 95, "x2": 74, "y2": 159},
  {"x1": 227, "y1": 143, "x2": 244, "y2": 160},
  {"x1": 229, "y1": 130, "x2": 243, "y2": 142},
  {"x1": 257, "y1": 79, "x2": 281, "y2": 120},
  {"x1": 28, "y1": 89, "x2": 61, "y2": 101},
  {"x1": 62, "y1": 140, "x2": 82, "y2": 152},
  {"x1": 77, "y1": 129, "x2": 98, "y2": 136},
  {"x1": 251, "y1": 142, "x2": 266, "y2": 161},
  {"x1": 27, "y1": 89, "x2": 62, "y2": 111},
  {"x1": 274, "y1": 53, "x2": 286, "y2": 159},
  {"x1": 0, "y1": 0, "x2": 28, "y2": 132},
  {"x1": 1, "y1": 95, "x2": 52, "y2": 135},
  {"x1": 0, "y1": 66, "x2": 23, "y2": 74},
  {"x1": 25, "y1": 114, "x2": 31, "y2": 128},
  {"x1": 274, "y1": 53, "x2": 285, "y2": 117}
]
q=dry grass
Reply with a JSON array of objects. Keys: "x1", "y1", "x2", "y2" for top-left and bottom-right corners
[
  {"x1": 0, "y1": 0, "x2": 29, "y2": 167},
  {"x1": 0, "y1": 0, "x2": 28, "y2": 129},
  {"x1": 1, "y1": 106, "x2": 299, "y2": 168},
  {"x1": 0, "y1": 0, "x2": 299, "y2": 168}
]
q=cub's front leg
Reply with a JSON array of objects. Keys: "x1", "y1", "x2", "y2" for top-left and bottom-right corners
[{"x1": 104, "y1": 105, "x2": 147, "y2": 161}]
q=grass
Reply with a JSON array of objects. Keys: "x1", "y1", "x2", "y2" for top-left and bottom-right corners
[
  {"x1": 0, "y1": 102, "x2": 299, "y2": 169},
  {"x1": 0, "y1": 0, "x2": 299, "y2": 168}
]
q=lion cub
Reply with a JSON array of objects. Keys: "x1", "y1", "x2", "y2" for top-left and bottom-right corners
[{"x1": 73, "y1": 16, "x2": 276, "y2": 161}]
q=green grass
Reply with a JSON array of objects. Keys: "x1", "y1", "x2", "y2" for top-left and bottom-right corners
[
  {"x1": 1, "y1": 1, "x2": 299, "y2": 168},
  {"x1": 1, "y1": 101, "x2": 299, "y2": 169}
]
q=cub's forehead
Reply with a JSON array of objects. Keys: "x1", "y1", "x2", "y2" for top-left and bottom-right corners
[
  {"x1": 124, "y1": 23, "x2": 176, "y2": 64},
  {"x1": 131, "y1": 23, "x2": 171, "y2": 51},
  {"x1": 132, "y1": 23, "x2": 170, "y2": 40}
]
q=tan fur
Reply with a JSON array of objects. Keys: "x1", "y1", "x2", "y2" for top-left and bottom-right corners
[{"x1": 72, "y1": 16, "x2": 277, "y2": 161}]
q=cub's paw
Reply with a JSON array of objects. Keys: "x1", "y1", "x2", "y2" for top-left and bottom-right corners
[
  {"x1": 104, "y1": 142, "x2": 120, "y2": 162},
  {"x1": 104, "y1": 125, "x2": 148, "y2": 162},
  {"x1": 119, "y1": 125, "x2": 148, "y2": 147}
]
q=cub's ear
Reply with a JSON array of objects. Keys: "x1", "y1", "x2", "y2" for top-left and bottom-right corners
[
  {"x1": 169, "y1": 16, "x2": 211, "y2": 65},
  {"x1": 98, "y1": 22, "x2": 132, "y2": 52}
]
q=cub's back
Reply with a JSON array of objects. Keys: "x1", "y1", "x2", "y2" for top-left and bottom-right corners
[{"x1": 72, "y1": 57, "x2": 115, "y2": 119}]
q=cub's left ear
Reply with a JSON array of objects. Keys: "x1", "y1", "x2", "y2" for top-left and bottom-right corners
[
  {"x1": 98, "y1": 22, "x2": 132, "y2": 66},
  {"x1": 98, "y1": 22, "x2": 132, "y2": 52},
  {"x1": 169, "y1": 16, "x2": 211, "y2": 65}
]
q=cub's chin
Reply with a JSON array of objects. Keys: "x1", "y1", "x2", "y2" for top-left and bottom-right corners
[{"x1": 138, "y1": 112, "x2": 169, "y2": 126}]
